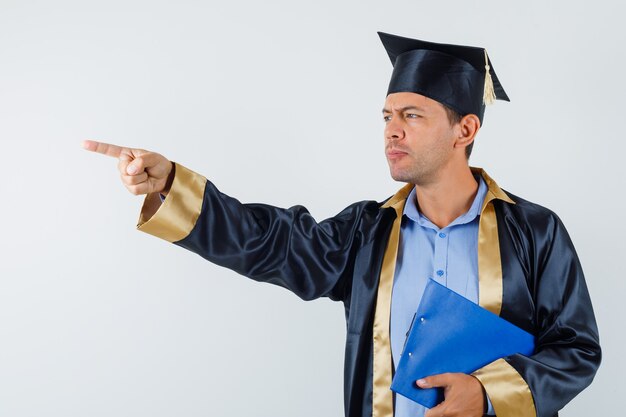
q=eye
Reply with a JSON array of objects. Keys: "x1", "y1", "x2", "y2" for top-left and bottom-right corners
[
  {"x1": 383, "y1": 115, "x2": 391, "y2": 122},
  {"x1": 406, "y1": 113, "x2": 420, "y2": 119}
]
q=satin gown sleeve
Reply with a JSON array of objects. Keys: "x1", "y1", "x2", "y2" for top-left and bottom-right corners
[
  {"x1": 473, "y1": 207, "x2": 601, "y2": 417},
  {"x1": 136, "y1": 162, "x2": 366, "y2": 302}
]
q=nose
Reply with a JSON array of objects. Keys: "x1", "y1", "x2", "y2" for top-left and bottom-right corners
[{"x1": 385, "y1": 117, "x2": 405, "y2": 143}]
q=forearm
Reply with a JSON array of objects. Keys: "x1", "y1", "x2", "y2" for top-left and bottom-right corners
[{"x1": 137, "y1": 162, "x2": 364, "y2": 301}]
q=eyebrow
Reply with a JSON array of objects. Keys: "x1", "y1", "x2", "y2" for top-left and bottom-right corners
[{"x1": 381, "y1": 105, "x2": 427, "y2": 114}]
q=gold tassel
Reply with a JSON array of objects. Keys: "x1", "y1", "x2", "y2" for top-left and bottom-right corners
[{"x1": 483, "y1": 49, "x2": 496, "y2": 105}]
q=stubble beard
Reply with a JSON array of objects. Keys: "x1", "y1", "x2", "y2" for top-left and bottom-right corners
[{"x1": 389, "y1": 149, "x2": 448, "y2": 186}]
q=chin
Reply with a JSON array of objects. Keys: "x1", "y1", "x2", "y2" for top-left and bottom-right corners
[{"x1": 389, "y1": 169, "x2": 413, "y2": 183}]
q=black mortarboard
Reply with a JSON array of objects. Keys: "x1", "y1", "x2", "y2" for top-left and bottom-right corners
[{"x1": 378, "y1": 31, "x2": 510, "y2": 124}]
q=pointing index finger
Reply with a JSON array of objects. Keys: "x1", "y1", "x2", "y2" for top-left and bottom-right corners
[{"x1": 82, "y1": 140, "x2": 127, "y2": 159}]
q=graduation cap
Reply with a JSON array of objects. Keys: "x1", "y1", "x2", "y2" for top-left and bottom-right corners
[{"x1": 378, "y1": 31, "x2": 509, "y2": 124}]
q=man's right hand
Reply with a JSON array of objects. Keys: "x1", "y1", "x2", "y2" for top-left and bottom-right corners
[{"x1": 82, "y1": 140, "x2": 174, "y2": 196}]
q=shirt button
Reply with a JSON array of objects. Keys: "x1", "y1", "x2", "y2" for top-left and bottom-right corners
[
  {"x1": 436, "y1": 269, "x2": 444, "y2": 277},
  {"x1": 439, "y1": 232, "x2": 446, "y2": 238}
]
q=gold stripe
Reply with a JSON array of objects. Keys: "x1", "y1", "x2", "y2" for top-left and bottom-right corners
[
  {"x1": 136, "y1": 162, "x2": 207, "y2": 242},
  {"x1": 381, "y1": 183, "x2": 414, "y2": 210},
  {"x1": 373, "y1": 183, "x2": 413, "y2": 417},
  {"x1": 472, "y1": 168, "x2": 535, "y2": 416},
  {"x1": 477, "y1": 202, "x2": 503, "y2": 315},
  {"x1": 472, "y1": 166, "x2": 516, "y2": 206},
  {"x1": 471, "y1": 166, "x2": 515, "y2": 315},
  {"x1": 472, "y1": 359, "x2": 537, "y2": 417}
]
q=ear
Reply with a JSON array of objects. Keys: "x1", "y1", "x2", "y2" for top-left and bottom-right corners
[{"x1": 454, "y1": 114, "x2": 480, "y2": 150}]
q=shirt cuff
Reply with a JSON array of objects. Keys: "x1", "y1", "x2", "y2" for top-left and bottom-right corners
[{"x1": 486, "y1": 392, "x2": 495, "y2": 415}]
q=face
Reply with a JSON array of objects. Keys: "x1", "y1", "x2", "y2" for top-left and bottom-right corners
[{"x1": 383, "y1": 92, "x2": 459, "y2": 185}]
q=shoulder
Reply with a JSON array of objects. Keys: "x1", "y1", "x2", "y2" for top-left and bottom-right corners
[
  {"x1": 500, "y1": 189, "x2": 558, "y2": 218},
  {"x1": 317, "y1": 196, "x2": 397, "y2": 232},
  {"x1": 334, "y1": 193, "x2": 397, "y2": 216},
  {"x1": 496, "y1": 188, "x2": 571, "y2": 242}
]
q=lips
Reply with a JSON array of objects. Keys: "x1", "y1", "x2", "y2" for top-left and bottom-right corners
[{"x1": 386, "y1": 149, "x2": 409, "y2": 159}]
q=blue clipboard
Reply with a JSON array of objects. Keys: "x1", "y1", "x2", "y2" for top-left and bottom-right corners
[{"x1": 390, "y1": 279, "x2": 535, "y2": 408}]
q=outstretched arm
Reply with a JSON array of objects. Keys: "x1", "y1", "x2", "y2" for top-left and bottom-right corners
[{"x1": 83, "y1": 140, "x2": 366, "y2": 302}]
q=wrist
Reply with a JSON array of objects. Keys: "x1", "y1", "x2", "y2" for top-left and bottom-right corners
[{"x1": 161, "y1": 161, "x2": 175, "y2": 196}]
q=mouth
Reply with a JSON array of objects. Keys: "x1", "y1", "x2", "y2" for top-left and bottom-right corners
[{"x1": 386, "y1": 149, "x2": 409, "y2": 160}]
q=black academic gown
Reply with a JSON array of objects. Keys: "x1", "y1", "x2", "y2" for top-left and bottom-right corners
[{"x1": 137, "y1": 163, "x2": 601, "y2": 417}]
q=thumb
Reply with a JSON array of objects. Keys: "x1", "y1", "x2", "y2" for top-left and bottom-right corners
[
  {"x1": 417, "y1": 373, "x2": 452, "y2": 389},
  {"x1": 126, "y1": 157, "x2": 143, "y2": 175},
  {"x1": 126, "y1": 152, "x2": 169, "y2": 177},
  {"x1": 125, "y1": 153, "x2": 153, "y2": 175}
]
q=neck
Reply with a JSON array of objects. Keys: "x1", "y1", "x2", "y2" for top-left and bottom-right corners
[{"x1": 412, "y1": 164, "x2": 479, "y2": 229}]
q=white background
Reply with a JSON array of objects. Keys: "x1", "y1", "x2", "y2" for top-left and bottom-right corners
[{"x1": 0, "y1": 0, "x2": 623, "y2": 416}]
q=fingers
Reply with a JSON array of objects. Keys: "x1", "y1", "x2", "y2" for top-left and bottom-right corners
[
  {"x1": 118, "y1": 154, "x2": 170, "y2": 195},
  {"x1": 419, "y1": 374, "x2": 449, "y2": 417},
  {"x1": 117, "y1": 155, "x2": 131, "y2": 175},
  {"x1": 126, "y1": 152, "x2": 170, "y2": 178},
  {"x1": 121, "y1": 171, "x2": 148, "y2": 186},
  {"x1": 118, "y1": 159, "x2": 156, "y2": 195},
  {"x1": 126, "y1": 152, "x2": 154, "y2": 174},
  {"x1": 119, "y1": 169, "x2": 153, "y2": 195},
  {"x1": 83, "y1": 139, "x2": 170, "y2": 195},
  {"x1": 82, "y1": 140, "x2": 126, "y2": 158},
  {"x1": 424, "y1": 401, "x2": 445, "y2": 417},
  {"x1": 83, "y1": 140, "x2": 165, "y2": 176},
  {"x1": 421, "y1": 373, "x2": 485, "y2": 417},
  {"x1": 124, "y1": 181, "x2": 152, "y2": 196}
]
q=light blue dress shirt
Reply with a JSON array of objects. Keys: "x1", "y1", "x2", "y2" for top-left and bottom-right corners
[{"x1": 390, "y1": 173, "x2": 494, "y2": 417}]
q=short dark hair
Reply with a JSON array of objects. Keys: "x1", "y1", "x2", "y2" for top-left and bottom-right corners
[{"x1": 441, "y1": 104, "x2": 473, "y2": 159}]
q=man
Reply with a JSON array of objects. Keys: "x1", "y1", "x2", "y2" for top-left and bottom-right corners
[{"x1": 83, "y1": 32, "x2": 601, "y2": 417}]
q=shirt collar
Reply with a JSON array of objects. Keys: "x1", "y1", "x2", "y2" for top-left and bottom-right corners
[{"x1": 402, "y1": 172, "x2": 489, "y2": 230}]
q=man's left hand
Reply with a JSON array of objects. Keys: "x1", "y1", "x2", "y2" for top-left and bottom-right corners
[{"x1": 417, "y1": 373, "x2": 486, "y2": 417}]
